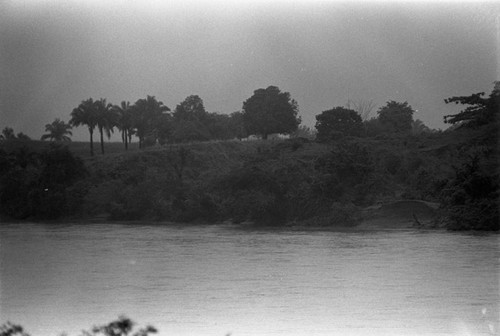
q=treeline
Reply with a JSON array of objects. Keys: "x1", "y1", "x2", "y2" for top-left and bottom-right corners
[
  {"x1": 0, "y1": 83, "x2": 498, "y2": 230},
  {"x1": 64, "y1": 86, "x2": 300, "y2": 156}
]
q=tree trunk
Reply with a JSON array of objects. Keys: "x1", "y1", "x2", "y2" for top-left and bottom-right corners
[
  {"x1": 89, "y1": 128, "x2": 94, "y2": 157},
  {"x1": 124, "y1": 130, "x2": 128, "y2": 150},
  {"x1": 100, "y1": 127, "x2": 105, "y2": 155}
]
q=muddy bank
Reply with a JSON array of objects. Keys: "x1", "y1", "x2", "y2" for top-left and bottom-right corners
[{"x1": 358, "y1": 200, "x2": 441, "y2": 229}]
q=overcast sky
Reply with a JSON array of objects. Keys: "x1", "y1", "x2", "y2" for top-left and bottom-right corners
[{"x1": 1, "y1": 0, "x2": 498, "y2": 141}]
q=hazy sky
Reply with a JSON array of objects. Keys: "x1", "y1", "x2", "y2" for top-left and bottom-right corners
[{"x1": 1, "y1": 0, "x2": 498, "y2": 141}]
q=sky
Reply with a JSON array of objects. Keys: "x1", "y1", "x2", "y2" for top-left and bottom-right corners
[{"x1": 1, "y1": 0, "x2": 499, "y2": 141}]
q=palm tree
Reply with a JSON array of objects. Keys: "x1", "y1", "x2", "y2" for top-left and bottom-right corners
[
  {"x1": 113, "y1": 101, "x2": 134, "y2": 150},
  {"x1": 95, "y1": 98, "x2": 118, "y2": 155},
  {"x1": 70, "y1": 98, "x2": 98, "y2": 156},
  {"x1": 41, "y1": 118, "x2": 72, "y2": 141},
  {"x1": 132, "y1": 96, "x2": 170, "y2": 148}
]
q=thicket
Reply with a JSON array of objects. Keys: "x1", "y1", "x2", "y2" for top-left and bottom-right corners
[
  {"x1": 0, "y1": 130, "x2": 496, "y2": 230},
  {"x1": 0, "y1": 144, "x2": 87, "y2": 220}
]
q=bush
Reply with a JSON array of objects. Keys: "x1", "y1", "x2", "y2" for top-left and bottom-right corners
[{"x1": 440, "y1": 149, "x2": 499, "y2": 231}]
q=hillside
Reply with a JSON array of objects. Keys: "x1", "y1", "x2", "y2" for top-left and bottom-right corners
[{"x1": 0, "y1": 127, "x2": 498, "y2": 230}]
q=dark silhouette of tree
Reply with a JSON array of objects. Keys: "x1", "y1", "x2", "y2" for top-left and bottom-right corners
[
  {"x1": 16, "y1": 132, "x2": 31, "y2": 140},
  {"x1": 41, "y1": 118, "x2": 72, "y2": 141},
  {"x1": 1, "y1": 317, "x2": 156, "y2": 336},
  {"x1": 315, "y1": 107, "x2": 363, "y2": 141},
  {"x1": 70, "y1": 98, "x2": 99, "y2": 156},
  {"x1": 444, "y1": 81, "x2": 499, "y2": 127},
  {"x1": 85, "y1": 316, "x2": 157, "y2": 336},
  {"x1": 377, "y1": 101, "x2": 414, "y2": 133},
  {"x1": 172, "y1": 95, "x2": 211, "y2": 142},
  {"x1": 0, "y1": 322, "x2": 30, "y2": 336},
  {"x1": 113, "y1": 101, "x2": 135, "y2": 150},
  {"x1": 95, "y1": 98, "x2": 118, "y2": 155},
  {"x1": 0, "y1": 127, "x2": 16, "y2": 140},
  {"x1": 242, "y1": 86, "x2": 301, "y2": 139},
  {"x1": 132, "y1": 96, "x2": 170, "y2": 148}
]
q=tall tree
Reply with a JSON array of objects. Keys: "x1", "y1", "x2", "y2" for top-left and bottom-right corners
[
  {"x1": 132, "y1": 96, "x2": 170, "y2": 148},
  {"x1": 172, "y1": 95, "x2": 211, "y2": 142},
  {"x1": 444, "y1": 81, "x2": 499, "y2": 127},
  {"x1": 315, "y1": 107, "x2": 363, "y2": 141},
  {"x1": 113, "y1": 101, "x2": 134, "y2": 150},
  {"x1": 242, "y1": 86, "x2": 301, "y2": 139},
  {"x1": 95, "y1": 98, "x2": 118, "y2": 155},
  {"x1": 41, "y1": 118, "x2": 72, "y2": 141},
  {"x1": 377, "y1": 101, "x2": 414, "y2": 133},
  {"x1": 70, "y1": 98, "x2": 98, "y2": 156}
]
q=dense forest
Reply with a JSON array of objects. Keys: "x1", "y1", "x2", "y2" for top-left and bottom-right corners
[{"x1": 0, "y1": 83, "x2": 498, "y2": 230}]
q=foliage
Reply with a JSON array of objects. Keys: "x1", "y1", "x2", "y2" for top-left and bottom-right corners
[
  {"x1": 70, "y1": 98, "x2": 99, "y2": 156},
  {"x1": 0, "y1": 323, "x2": 29, "y2": 336},
  {"x1": 242, "y1": 86, "x2": 301, "y2": 139},
  {"x1": 411, "y1": 119, "x2": 432, "y2": 135},
  {"x1": 41, "y1": 118, "x2": 72, "y2": 141},
  {"x1": 131, "y1": 96, "x2": 170, "y2": 148},
  {"x1": 112, "y1": 101, "x2": 134, "y2": 150},
  {"x1": 444, "y1": 81, "x2": 499, "y2": 127},
  {"x1": 315, "y1": 106, "x2": 363, "y2": 141},
  {"x1": 228, "y1": 111, "x2": 248, "y2": 140},
  {"x1": 313, "y1": 140, "x2": 383, "y2": 205},
  {"x1": 0, "y1": 145, "x2": 87, "y2": 219},
  {"x1": 0, "y1": 127, "x2": 16, "y2": 140},
  {"x1": 0, "y1": 317, "x2": 156, "y2": 336},
  {"x1": 172, "y1": 95, "x2": 211, "y2": 142},
  {"x1": 377, "y1": 100, "x2": 414, "y2": 133},
  {"x1": 439, "y1": 148, "x2": 499, "y2": 231},
  {"x1": 0, "y1": 127, "x2": 31, "y2": 141},
  {"x1": 84, "y1": 316, "x2": 157, "y2": 336}
]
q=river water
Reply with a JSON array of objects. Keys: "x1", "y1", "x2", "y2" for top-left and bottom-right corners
[{"x1": 0, "y1": 223, "x2": 498, "y2": 336}]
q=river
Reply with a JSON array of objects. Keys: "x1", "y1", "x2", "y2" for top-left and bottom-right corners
[{"x1": 0, "y1": 223, "x2": 498, "y2": 336}]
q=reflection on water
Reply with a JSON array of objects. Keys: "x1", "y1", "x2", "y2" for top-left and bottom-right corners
[{"x1": 0, "y1": 223, "x2": 498, "y2": 336}]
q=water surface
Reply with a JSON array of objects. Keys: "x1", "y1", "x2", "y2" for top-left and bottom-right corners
[{"x1": 0, "y1": 223, "x2": 498, "y2": 336}]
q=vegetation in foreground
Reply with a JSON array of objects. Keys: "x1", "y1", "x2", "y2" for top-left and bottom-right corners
[
  {"x1": 0, "y1": 84, "x2": 498, "y2": 231},
  {"x1": 0, "y1": 317, "x2": 158, "y2": 336}
]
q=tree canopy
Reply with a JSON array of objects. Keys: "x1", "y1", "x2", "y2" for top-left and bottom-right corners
[
  {"x1": 444, "y1": 81, "x2": 499, "y2": 127},
  {"x1": 315, "y1": 107, "x2": 363, "y2": 141},
  {"x1": 70, "y1": 98, "x2": 99, "y2": 156},
  {"x1": 132, "y1": 95, "x2": 170, "y2": 148},
  {"x1": 41, "y1": 118, "x2": 72, "y2": 141},
  {"x1": 377, "y1": 101, "x2": 414, "y2": 133},
  {"x1": 242, "y1": 86, "x2": 301, "y2": 139},
  {"x1": 172, "y1": 95, "x2": 211, "y2": 142}
]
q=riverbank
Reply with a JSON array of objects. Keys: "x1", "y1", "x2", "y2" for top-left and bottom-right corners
[{"x1": 1, "y1": 127, "x2": 498, "y2": 230}]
